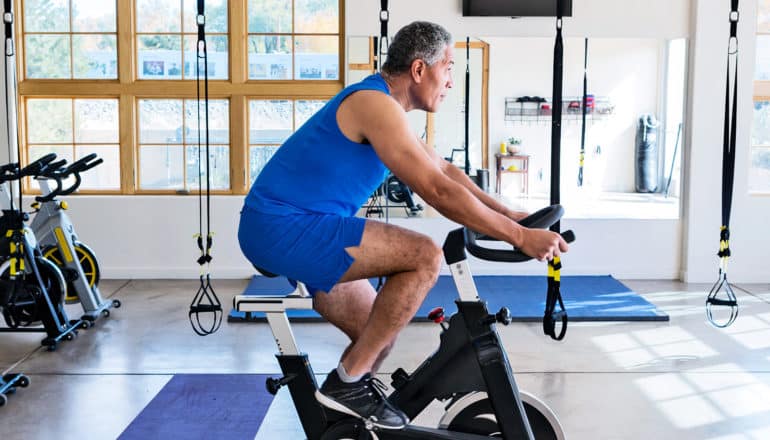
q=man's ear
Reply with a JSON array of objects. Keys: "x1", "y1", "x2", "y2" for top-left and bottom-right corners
[{"x1": 410, "y1": 59, "x2": 427, "y2": 83}]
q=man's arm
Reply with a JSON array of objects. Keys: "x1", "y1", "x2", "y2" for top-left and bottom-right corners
[
  {"x1": 342, "y1": 91, "x2": 566, "y2": 260},
  {"x1": 422, "y1": 140, "x2": 528, "y2": 222}
]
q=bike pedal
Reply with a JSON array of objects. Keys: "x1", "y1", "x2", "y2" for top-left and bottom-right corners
[{"x1": 390, "y1": 368, "x2": 409, "y2": 390}]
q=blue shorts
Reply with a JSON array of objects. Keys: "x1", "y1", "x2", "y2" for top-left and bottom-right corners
[{"x1": 238, "y1": 207, "x2": 366, "y2": 295}]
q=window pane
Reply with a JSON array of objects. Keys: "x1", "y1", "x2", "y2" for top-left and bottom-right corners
[
  {"x1": 23, "y1": 0, "x2": 69, "y2": 32},
  {"x1": 248, "y1": 0, "x2": 291, "y2": 33},
  {"x1": 74, "y1": 146, "x2": 120, "y2": 190},
  {"x1": 749, "y1": 149, "x2": 770, "y2": 193},
  {"x1": 183, "y1": 35, "x2": 229, "y2": 80},
  {"x1": 74, "y1": 99, "x2": 119, "y2": 143},
  {"x1": 137, "y1": 35, "x2": 182, "y2": 79},
  {"x1": 751, "y1": 102, "x2": 770, "y2": 193},
  {"x1": 249, "y1": 100, "x2": 293, "y2": 143},
  {"x1": 184, "y1": 0, "x2": 228, "y2": 33},
  {"x1": 185, "y1": 145, "x2": 230, "y2": 190},
  {"x1": 756, "y1": 36, "x2": 770, "y2": 80},
  {"x1": 249, "y1": 145, "x2": 279, "y2": 184},
  {"x1": 295, "y1": 100, "x2": 326, "y2": 129},
  {"x1": 295, "y1": 36, "x2": 338, "y2": 80},
  {"x1": 247, "y1": 36, "x2": 292, "y2": 79},
  {"x1": 759, "y1": 0, "x2": 770, "y2": 33},
  {"x1": 29, "y1": 145, "x2": 74, "y2": 165},
  {"x1": 136, "y1": 0, "x2": 181, "y2": 33},
  {"x1": 73, "y1": 35, "x2": 117, "y2": 79},
  {"x1": 27, "y1": 99, "x2": 72, "y2": 143},
  {"x1": 140, "y1": 145, "x2": 184, "y2": 189},
  {"x1": 72, "y1": 0, "x2": 116, "y2": 32},
  {"x1": 184, "y1": 99, "x2": 230, "y2": 144},
  {"x1": 25, "y1": 35, "x2": 71, "y2": 79},
  {"x1": 139, "y1": 99, "x2": 184, "y2": 144},
  {"x1": 295, "y1": 0, "x2": 338, "y2": 33},
  {"x1": 753, "y1": 101, "x2": 770, "y2": 146}
]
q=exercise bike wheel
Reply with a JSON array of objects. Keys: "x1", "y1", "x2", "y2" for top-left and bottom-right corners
[
  {"x1": 439, "y1": 391, "x2": 565, "y2": 439},
  {"x1": 320, "y1": 419, "x2": 377, "y2": 440},
  {"x1": 0, "y1": 258, "x2": 66, "y2": 326},
  {"x1": 385, "y1": 175, "x2": 408, "y2": 204},
  {"x1": 43, "y1": 242, "x2": 101, "y2": 304}
]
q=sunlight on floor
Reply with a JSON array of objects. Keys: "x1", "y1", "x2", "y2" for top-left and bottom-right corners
[{"x1": 591, "y1": 326, "x2": 718, "y2": 370}]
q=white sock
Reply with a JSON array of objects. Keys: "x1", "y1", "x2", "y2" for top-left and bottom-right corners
[{"x1": 337, "y1": 362, "x2": 365, "y2": 383}]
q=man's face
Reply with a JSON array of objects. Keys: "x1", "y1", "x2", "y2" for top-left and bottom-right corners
[{"x1": 418, "y1": 45, "x2": 454, "y2": 113}]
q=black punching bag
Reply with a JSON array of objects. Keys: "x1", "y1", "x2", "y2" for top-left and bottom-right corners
[{"x1": 635, "y1": 114, "x2": 660, "y2": 193}]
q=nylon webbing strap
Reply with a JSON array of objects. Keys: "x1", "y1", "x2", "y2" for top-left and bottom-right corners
[
  {"x1": 544, "y1": 0, "x2": 567, "y2": 341},
  {"x1": 578, "y1": 38, "x2": 588, "y2": 187},
  {"x1": 707, "y1": 0, "x2": 740, "y2": 328},
  {"x1": 3, "y1": 0, "x2": 12, "y2": 46},
  {"x1": 378, "y1": 0, "x2": 389, "y2": 71},
  {"x1": 3, "y1": 0, "x2": 21, "y2": 211},
  {"x1": 464, "y1": 37, "x2": 470, "y2": 175},
  {"x1": 189, "y1": 0, "x2": 222, "y2": 336}
]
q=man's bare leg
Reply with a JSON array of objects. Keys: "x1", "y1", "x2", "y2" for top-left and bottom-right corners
[
  {"x1": 313, "y1": 279, "x2": 393, "y2": 374},
  {"x1": 313, "y1": 220, "x2": 442, "y2": 377}
]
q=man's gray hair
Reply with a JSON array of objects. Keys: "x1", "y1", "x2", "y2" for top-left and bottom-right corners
[{"x1": 381, "y1": 21, "x2": 452, "y2": 75}]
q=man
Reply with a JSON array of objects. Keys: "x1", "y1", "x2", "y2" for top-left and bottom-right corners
[{"x1": 238, "y1": 21, "x2": 568, "y2": 429}]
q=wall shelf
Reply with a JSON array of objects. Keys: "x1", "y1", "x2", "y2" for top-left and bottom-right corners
[{"x1": 504, "y1": 96, "x2": 614, "y2": 124}]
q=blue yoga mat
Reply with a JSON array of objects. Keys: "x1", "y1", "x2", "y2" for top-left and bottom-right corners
[
  {"x1": 119, "y1": 374, "x2": 274, "y2": 440},
  {"x1": 229, "y1": 275, "x2": 668, "y2": 322}
]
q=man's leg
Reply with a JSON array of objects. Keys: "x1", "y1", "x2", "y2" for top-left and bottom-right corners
[
  {"x1": 314, "y1": 219, "x2": 442, "y2": 377},
  {"x1": 313, "y1": 279, "x2": 394, "y2": 374}
]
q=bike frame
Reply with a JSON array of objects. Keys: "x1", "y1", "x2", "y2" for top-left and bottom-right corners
[
  {"x1": 234, "y1": 228, "x2": 538, "y2": 440},
  {"x1": 29, "y1": 177, "x2": 114, "y2": 322}
]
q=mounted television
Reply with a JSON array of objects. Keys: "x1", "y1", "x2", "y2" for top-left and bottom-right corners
[{"x1": 463, "y1": 0, "x2": 572, "y2": 17}]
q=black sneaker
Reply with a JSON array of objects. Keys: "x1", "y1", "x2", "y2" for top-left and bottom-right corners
[{"x1": 315, "y1": 369, "x2": 408, "y2": 430}]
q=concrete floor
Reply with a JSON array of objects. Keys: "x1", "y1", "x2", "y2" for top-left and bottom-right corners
[{"x1": 1, "y1": 278, "x2": 769, "y2": 439}]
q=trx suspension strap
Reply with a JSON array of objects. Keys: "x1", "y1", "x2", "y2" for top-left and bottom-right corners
[
  {"x1": 374, "y1": 0, "x2": 389, "y2": 291},
  {"x1": 3, "y1": 0, "x2": 22, "y2": 212},
  {"x1": 578, "y1": 38, "x2": 588, "y2": 187},
  {"x1": 544, "y1": 0, "x2": 568, "y2": 341},
  {"x1": 377, "y1": 0, "x2": 389, "y2": 71},
  {"x1": 706, "y1": 0, "x2": 740, "y2": 328},
  {"x1": 464, "y1": 37, "x2": 470, "y2": 175},
  {"x1": 189, "y1": 0, "x2": 222, "y2": 336}
]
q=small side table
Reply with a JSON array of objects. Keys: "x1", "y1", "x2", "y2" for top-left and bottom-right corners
[{"x1": 495, "y1": 153, "x2": 529, "y2": 195}]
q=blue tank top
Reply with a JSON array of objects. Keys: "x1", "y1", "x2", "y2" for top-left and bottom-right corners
[{"x1": 244, "y1": 74, "x2": 391, "y2": 217}]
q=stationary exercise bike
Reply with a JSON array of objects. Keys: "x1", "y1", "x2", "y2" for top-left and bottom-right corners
[
  {"x1": 234, "y1": 205, "x2": 573, "y2": 439},
  {"x1": 29, "y1": 153, "x2": 120, "y2": 326},
  {"x1": 0, "y1": 154, "x2": 82, "y2": 350}
]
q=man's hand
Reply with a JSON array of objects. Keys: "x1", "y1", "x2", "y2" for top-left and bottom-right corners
[
  {"x1": 518, "y1": 228, "x2": 569, "y2": 262},
  {"x1": 504, "y1": 210, "x2": 529, "y2": 222}
]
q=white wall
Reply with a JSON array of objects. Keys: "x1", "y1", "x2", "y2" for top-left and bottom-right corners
[
  {"x1": 681, "y1": 0, "x2": 765, "y2": 283},
  {"x1": 0, "y1": 0, "x2": 765, "y2": 283},
  {"x1": 485, "y1": 37, "x2": 662, "y2": 194},
  {"x1": 346, "y1": 0, "x2": 690, "y2": 39}
]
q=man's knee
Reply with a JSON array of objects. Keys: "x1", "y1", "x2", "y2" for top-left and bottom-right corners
[{"x1": 418, "y1": 238, "x2": 443, "y2": 280}]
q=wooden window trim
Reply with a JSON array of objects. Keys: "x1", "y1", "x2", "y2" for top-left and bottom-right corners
[{"x1": 15, "y1": 0, "x2": 346, "y2": 195}]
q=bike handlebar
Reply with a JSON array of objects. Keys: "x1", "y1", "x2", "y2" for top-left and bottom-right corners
[
  {"x1": 34, "y1": 153, "x2": 103, "y2": 201},
  {"x1": 462, "y1": 205, "x2": 575, "y2": 263},
  {"x1": 0, "y1": 153, "x2": 58, "y2": 184}
]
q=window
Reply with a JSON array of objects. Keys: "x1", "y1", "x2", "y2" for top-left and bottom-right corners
[
  {"x1": 751, "y1": 101, "x2": 770, "y2": 193},
  {"x1": 248, "y1": 98, "x2": 326, "y2": 183},
  {"x1": 18, "y1": 1, "x2": 343, "y2": 194},
  {"x1": 23, "y1": 0, "x2": 117, "y2": 79},
  {"x1": 138, "y1": 99, "x2": 230, "y2": 190},
  {"x1": 26, "y1": 98, "x2": 121, "y2": 190},
  {"x1": 752, "y1": 0, "x2": 770, "y2": 193},
  {"x1": 247, "y1": 0, "x2": 340, "y2": 80},
  {"x1": 136, "y1": 0, "x2": 229, "y2": 80}
]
